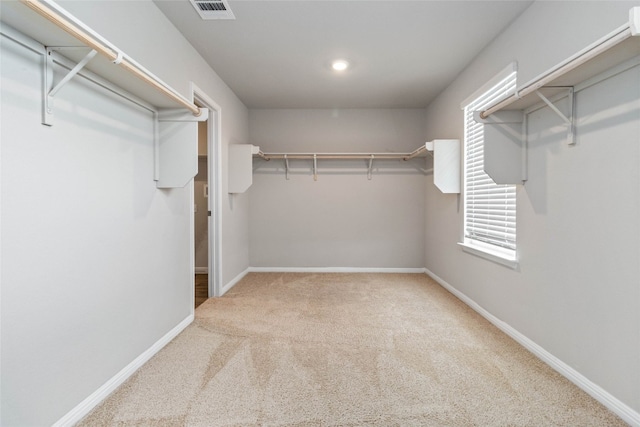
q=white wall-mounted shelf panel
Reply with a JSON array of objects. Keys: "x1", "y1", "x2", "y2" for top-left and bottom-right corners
[
  {"x1": 156, "y1": 109, "x2": 208, "y2": 189},
  {"x1": 425, "y1": 139, "x2": 460, "y2": 193},
  {"x1": 229, "y1": 144, "x2": 259, "y2": 193},
  {"x1": 474, "y1": 111, "x2": 526, "y2": 185}
]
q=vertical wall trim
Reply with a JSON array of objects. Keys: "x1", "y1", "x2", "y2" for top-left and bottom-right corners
[
  {"x1": 51, "y1": 315, "x2": 194, "y2": 427},
  {"x1": 189, "y1": 179, "x2": 196, "y2": 318},
  {"x1": 424, "y1": 268, "x2": 640, "y2": 427},
  {"x1": 191, "y1": 84, "x2": 223, "y2": 298}
]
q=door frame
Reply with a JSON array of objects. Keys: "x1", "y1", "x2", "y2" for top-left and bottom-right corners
[{"x1": 191, "y1": 84, "x2": 223, "y2": 298}]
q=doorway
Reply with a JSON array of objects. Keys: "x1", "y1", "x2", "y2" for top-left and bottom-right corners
[
  {"x1": 191, "y1": 86, "x2": 222, "y2": 306},
  {"x1": 194, "y1": 118, "x2": 209, "y2": 308}
]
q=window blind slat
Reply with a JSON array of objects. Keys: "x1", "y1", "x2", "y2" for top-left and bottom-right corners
[{"x1": 463, "y1": 71, "x2": 517, "y2": 253}]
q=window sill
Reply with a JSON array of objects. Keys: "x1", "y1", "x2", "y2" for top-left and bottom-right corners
[{"x1": 458, "y1": 242, "x2": 519, "y2": 270}]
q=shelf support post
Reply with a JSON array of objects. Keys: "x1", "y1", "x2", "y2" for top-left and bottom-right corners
[
  {"x1": 42, "y1": 47, "x2": 53, "y2": 126},
  {"x1": 313, "y1": 154, "x2": 318, "y2": 181},
  {"x1": 367, "y1": 155, "x2": 374, "y2": 180},
  {"x1": 535, "y1": 88, "x2": 576, "y2": 145},
  {"x1": 569, "y1": 87, "x2": 577, "y2": 146},
  {"x1": 284, "y1": 154, "x2": 290, "y2": 180}
]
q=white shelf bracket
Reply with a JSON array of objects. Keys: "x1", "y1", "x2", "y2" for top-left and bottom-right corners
[
  {"x1": 284, "y1": 154, "x2": 290, "y2": 180},
  {"x1": 535, "y1": 88, "x2": 576, "y2": 145},
  {"x1": 367, "y1": 155, "x2": 374, "y2": 180},
  {"x1": 631, "y1": 7, "x2": 640, "y2": 36},
  {"x1": 43, "y1": 47, "x2": 97, "y2": 126}
]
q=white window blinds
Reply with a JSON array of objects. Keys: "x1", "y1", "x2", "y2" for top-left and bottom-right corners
[{"x1": 463, "y1": 72, "x2": 517, "y2": 254}]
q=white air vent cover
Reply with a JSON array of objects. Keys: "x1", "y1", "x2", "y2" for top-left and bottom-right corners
[{"x1": 190, "y1": 0, "x2": 235, "y2": 20}]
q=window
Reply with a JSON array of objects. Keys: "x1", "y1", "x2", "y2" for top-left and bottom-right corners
[{"x1": 462, "y1": 70, "x2": 517, "y2": 266}]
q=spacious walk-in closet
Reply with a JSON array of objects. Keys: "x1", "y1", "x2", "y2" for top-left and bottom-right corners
[{"x1": 1, "y1": 1, "x2": 639, "y2": 426}]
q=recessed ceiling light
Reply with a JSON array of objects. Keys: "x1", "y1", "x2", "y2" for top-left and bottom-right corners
[{"x1": 331, "y1": 60, "x2": 349, "y2": 71}]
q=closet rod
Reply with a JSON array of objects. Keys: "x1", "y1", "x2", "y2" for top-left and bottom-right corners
[
  {"x1": 259, "y1": 153, "x2": 405, "y2": 160},
  {"x1": 21, "y1": 0, "x2": 202, "y2": 117},
  {"x1": 257, "y1": 149, "x2": 429, "y2": 162},
  {"x1": 480, "y1": 12, "x2": 637, "y2": 120},
  {"x1": 256, "y1": 142, "x2": 432, "y2": 161}
]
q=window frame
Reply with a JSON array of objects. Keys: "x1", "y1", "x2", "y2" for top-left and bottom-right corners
[{"x1": 460, "y1": 66, "x2": 519, "y2": 269}]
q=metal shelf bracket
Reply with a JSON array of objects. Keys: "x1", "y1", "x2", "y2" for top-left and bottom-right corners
[
  {"x1": 535, "y1": 87, "x2": 576, "y2": 145},
  {"x1": 284, "y1": 154, "x2": 290, "y2": 180},
  {"x1": 313, "y1": 154, "x2": 318, "y2": 181},
  {"x1": 43, "y1": 47, "x2": 97, "y2": 126}
]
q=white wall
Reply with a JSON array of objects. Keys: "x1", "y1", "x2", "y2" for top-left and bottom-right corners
[
  {"x1": 0, "y1": 1, "x2": 249, "y2": 425},
  {"x1": 249, "y1": 109, "x2": 427, "y2": 269},
  {"x1": 423, "y1": 0, "x2": 640, "y2": 420}
]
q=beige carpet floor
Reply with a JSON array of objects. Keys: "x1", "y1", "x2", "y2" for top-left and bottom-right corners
[{"x1": 78, "y1": 273, "x2": 626, "y2": 426}]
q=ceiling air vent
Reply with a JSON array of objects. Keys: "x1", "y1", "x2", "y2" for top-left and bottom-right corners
[{"x1": 190, "y1": 0, "x2": 235, "y2": 20}]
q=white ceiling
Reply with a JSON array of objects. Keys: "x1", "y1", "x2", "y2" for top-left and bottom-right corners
[{"x1": 154, "y1": 0, "x2": 533, "y2": 109}]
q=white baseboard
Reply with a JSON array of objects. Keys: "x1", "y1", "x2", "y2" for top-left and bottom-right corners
[
  {"x1": 216, "y1": 267, "x2": 426, "y2": 297},
  {"x1": 220, "y1": 267, "x2": 250, "y2": 296},
  {"x1": 248, "y1": 267, "x2": 427, "y2": 274},
  {"x1": 195, "y1": 267, "x2": 208, "y2": 274},
  {"x1": 424, "y1": 268, "x2": 640, "y2": 427},
  {"x1": 52, "y1": 315, "x2": 194, "y2": 427}
]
